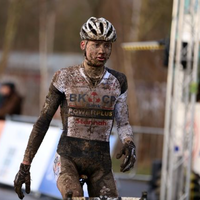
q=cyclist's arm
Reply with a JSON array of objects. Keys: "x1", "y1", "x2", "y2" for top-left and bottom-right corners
[
  {"x1": 23, "y1": 83, "x2": 64, "y2": 164},
  {"x1": 114, "y1": 82, "x2": 134, "y2": 144}
]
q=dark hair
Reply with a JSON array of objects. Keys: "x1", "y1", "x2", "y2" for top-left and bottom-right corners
[{"x1": 1, "y1": 82, "x2": 16, "y2": 92}]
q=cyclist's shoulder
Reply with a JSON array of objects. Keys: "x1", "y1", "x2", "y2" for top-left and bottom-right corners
[
  {"x1": 106, "y1": 67, "x2": 128, "y2": 93},
  {"x1": 58, "y1": 65, "x2": 81, "y2": 73},
  {"x1": 54, "y1": 65, "x2": 81, "y2": 77},
  {"x1": 106, "y1": 67, "x2": 127, "y2": 82}
]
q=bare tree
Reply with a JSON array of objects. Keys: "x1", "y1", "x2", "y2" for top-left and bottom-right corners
[
  {"x1": 0, "y1": 0, "x2": 24, "y2": 77},
  {"x1": 122, "y1": 0, "x2": 143, "y2": 125},
  {"x1": 86, "y1": 0, "x2": 103, "y2": 17},
  {"x1": 39, "y1": 0, "x2": 57, "y2": 108}
]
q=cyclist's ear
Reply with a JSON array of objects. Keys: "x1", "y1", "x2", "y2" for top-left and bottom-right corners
[{"x1": 80, "y1": 40, "x2": 87, "y2": 50}]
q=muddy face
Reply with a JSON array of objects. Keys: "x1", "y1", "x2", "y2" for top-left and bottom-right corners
[{"x1": 84, "y1": 40, "x2": 112, "y2": 67}]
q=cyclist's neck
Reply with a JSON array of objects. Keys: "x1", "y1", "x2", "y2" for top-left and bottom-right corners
[{"x1": 83, "y1": 61, "x2": 105, "y2": 80}]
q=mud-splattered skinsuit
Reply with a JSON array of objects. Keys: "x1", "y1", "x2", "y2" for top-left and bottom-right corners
[{"x1": 23, "y1": 64, "x2": 134, "y2": 198}]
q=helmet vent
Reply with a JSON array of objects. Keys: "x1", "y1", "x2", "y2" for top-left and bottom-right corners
[
  {"x1": 106, "y1": 26, "x2": 113, "y2": 37},
  {"x1": 88, "y1": 24, "x2": 97, "y2": 35},
  {"x1": 100, "y1": 23, "x2": 104, "y2": 34},
  {"x1": 82, "y1": 29, "x2": 87, "y2": 36}
]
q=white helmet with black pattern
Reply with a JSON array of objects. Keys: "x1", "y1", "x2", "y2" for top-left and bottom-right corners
[{"x1": 80, "y1": 17, "x2": 117, "y2": 42}]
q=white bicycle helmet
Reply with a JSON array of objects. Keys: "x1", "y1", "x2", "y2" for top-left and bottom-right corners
[{"x1": 80, "y1": 17, "x2": 117, "y2": 42}]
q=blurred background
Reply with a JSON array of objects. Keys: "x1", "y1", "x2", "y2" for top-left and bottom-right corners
[{"x1": 0, "y1": 0, "x2": 199, "y2": 200}]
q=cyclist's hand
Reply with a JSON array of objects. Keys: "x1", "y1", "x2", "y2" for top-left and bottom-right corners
[
  {"x1": 14, "y1": 163, "x2": 31, "y2": 199},
  {"x1": 116, "y1": 141, "x2": 136, "y2": 172}
]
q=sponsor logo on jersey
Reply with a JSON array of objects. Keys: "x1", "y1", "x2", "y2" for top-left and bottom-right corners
[
  {"x1": 69, "y1": 92, "x2": 116, "y2": 108},
  {"x1": 76, "y1": 119, "x2": 107, "y2": 126},
  {"x1": 69, "y1": 107, "x2": 114, "y2": 119}
]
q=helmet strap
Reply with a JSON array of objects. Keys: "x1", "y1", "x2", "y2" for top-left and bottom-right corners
[
  {"x1": 84, "y1": 40, "x2": 88, "y2": 58},
  {"x1": 84, "y1": 41, "x2": 94, "y2": 66}
]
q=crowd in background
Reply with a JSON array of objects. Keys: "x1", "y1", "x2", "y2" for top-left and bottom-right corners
[{"x1": 0, "y1": 82, "x2": 22, "y2": 120}]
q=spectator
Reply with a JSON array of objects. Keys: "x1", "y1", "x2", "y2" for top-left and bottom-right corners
[{"x1": 0, "y1": 82, "x2": 23, "y2": 120}]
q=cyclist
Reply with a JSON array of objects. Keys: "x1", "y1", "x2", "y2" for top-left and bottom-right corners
[{"x1": 14, "y1": 17, "x2": 136, "y2": 199}]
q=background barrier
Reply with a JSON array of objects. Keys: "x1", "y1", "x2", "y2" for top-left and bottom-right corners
[{"x1": 0, "y1": 119, "x2": 118, "y2": 199}]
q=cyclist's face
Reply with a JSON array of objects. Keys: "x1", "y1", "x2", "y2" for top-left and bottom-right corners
[
  {"x1": 0, "y1": 85, "x2": 11, "y2": 97},
  {"x1": 81, "y1": 40, "x2": 112, "y2": 67}
]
